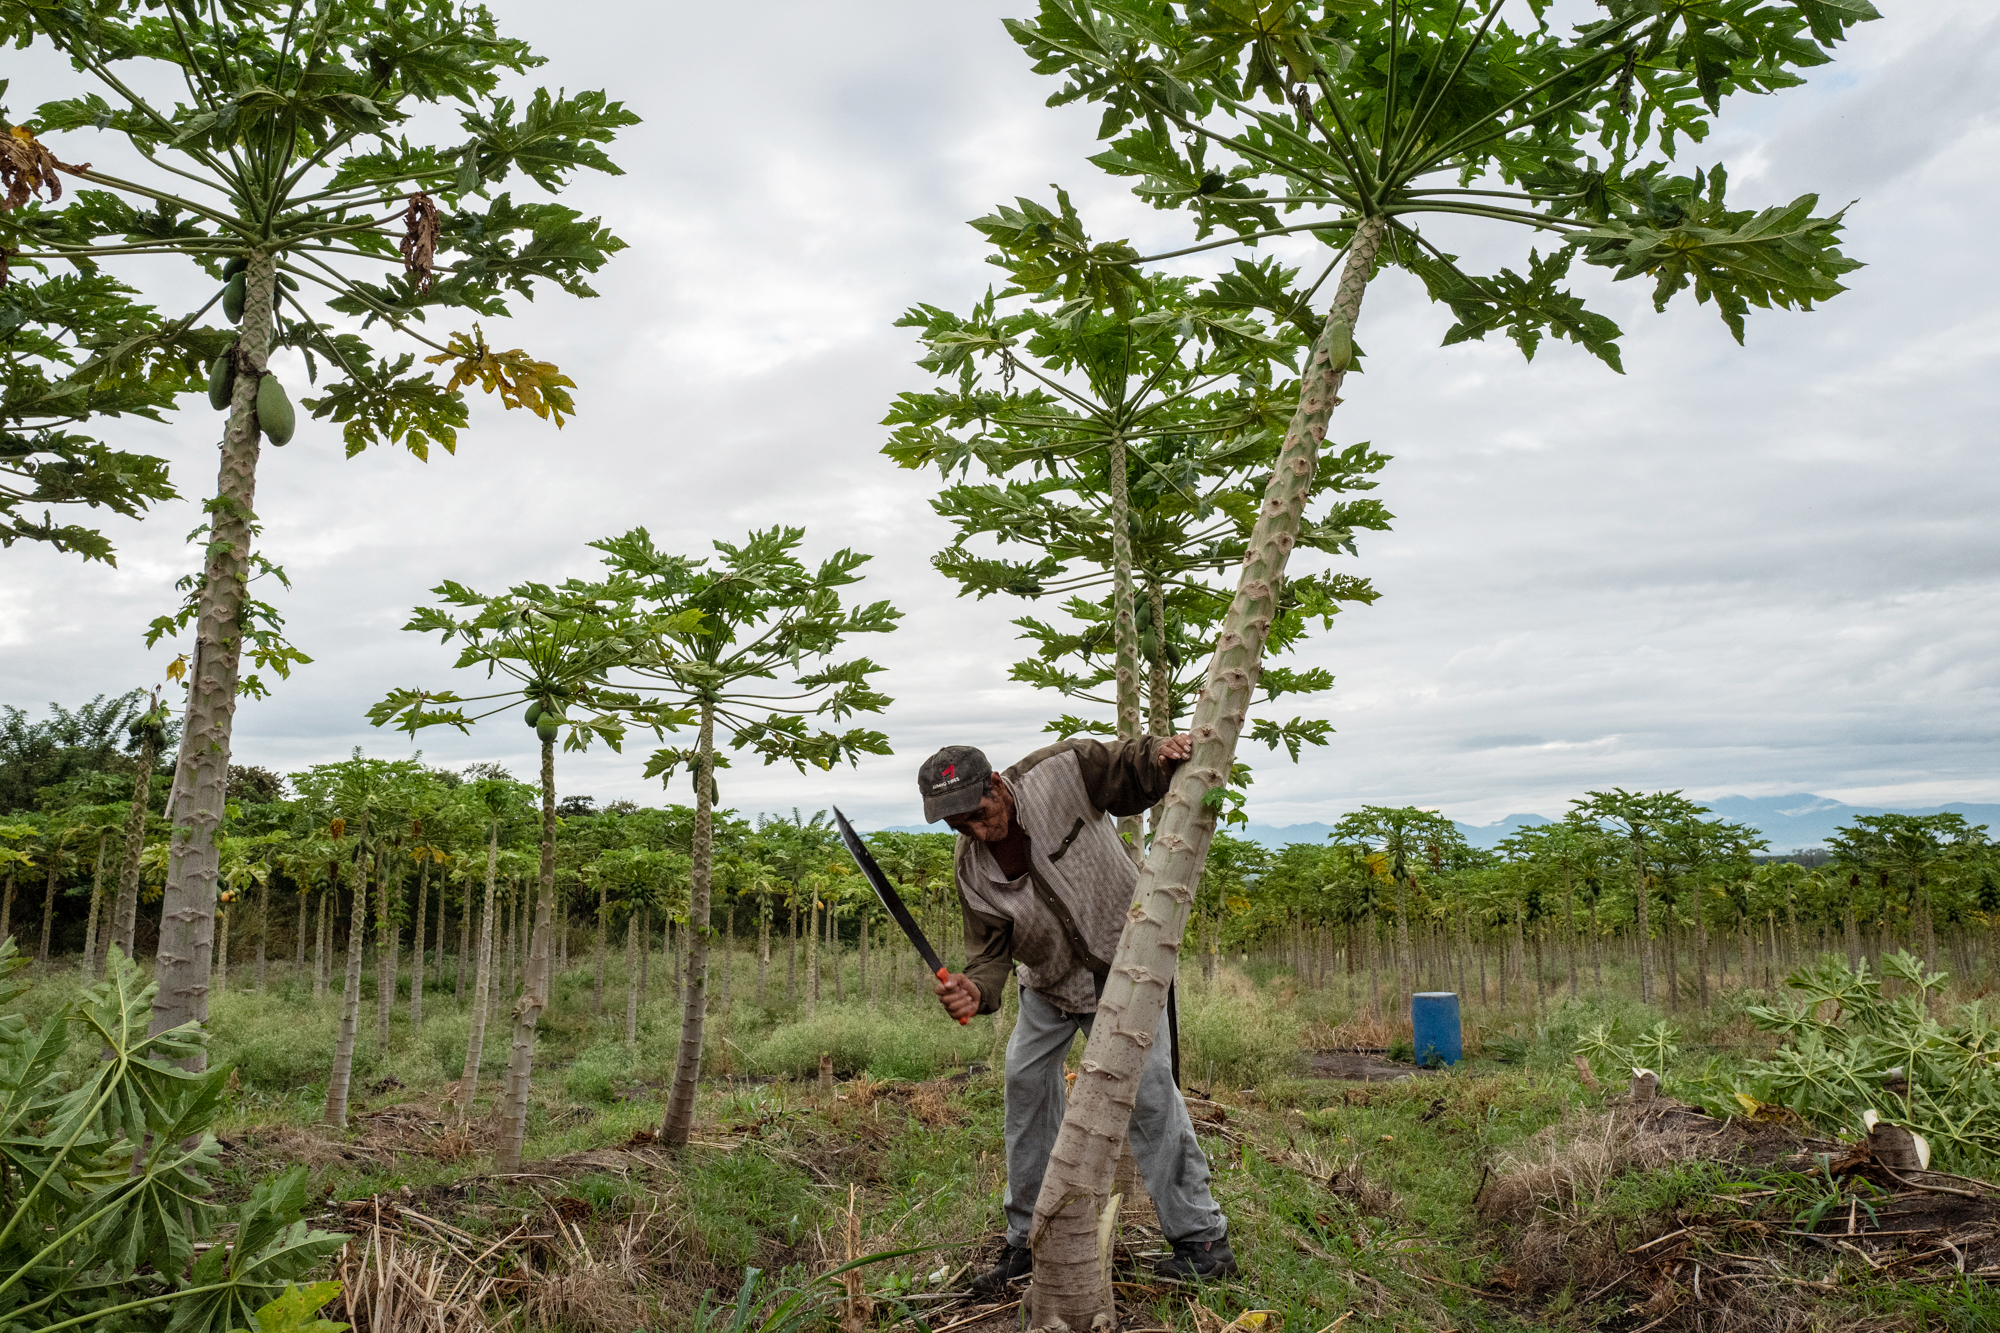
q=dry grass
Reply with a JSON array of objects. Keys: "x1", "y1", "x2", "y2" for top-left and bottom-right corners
[
  {"x1": 1479, "y1": 1104, "x2": 1700, "y2": 1227},
  {"x1": 336, "y1": 1216, "x2": 498, "y2": 1333},
  {"x1": 901, "y1": 1080, "x2": 963, "y2": 1128},
  {"x1": 1309, "y1": 1011, "x2": 1403, "y2": 1051},
  {"x1": 1473, "y1": 1099, "x2": 2000, "y2": 1333}
]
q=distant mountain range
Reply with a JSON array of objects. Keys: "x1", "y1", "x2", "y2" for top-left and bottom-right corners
[
  {"x1": 885, "y1": 794, "x2": 1999, "y2": 853},
  {"x1": 1234, "y1": 794, "x2": 2000, "y2": 853}
]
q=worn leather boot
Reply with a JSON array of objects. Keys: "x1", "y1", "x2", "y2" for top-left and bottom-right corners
[
  {"x1": 1156, "y1": 1234, "x2": 1240, "y2": 1281},
  {"x1": 970, "y1": 1243, "x2": 1033, "y2": 1295}
]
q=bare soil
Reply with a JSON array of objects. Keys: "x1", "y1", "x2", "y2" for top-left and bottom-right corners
[{"x1": 1304, "y1": 1048, "x2": 1434, "y2": 1082}]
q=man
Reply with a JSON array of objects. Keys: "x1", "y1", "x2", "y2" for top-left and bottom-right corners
[{"x1": 919, "y1": 736, "x2": 1238, "y2": 1295}]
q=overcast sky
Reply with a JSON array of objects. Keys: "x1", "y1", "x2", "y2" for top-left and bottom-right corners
[{"x1": 3, "y1": 1, "x2": 1996, "y2": 830}]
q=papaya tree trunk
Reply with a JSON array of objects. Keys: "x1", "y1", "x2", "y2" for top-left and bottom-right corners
[
  {"x1": 505, "y1": 878, "x2": 519, "y2": 1000},
  {"x1": 456, "y1": 872, "x2": 471, "y2": 1002},
  {"x1": 1146, "y1": 577, "x2": 1172, "y2": 845},
  {"x1": 295, "y1": 890, "x2": 308, "y2": 978},
  {"x1": 639, "y1": 903, "x2": 651, "y2": 1008},
  {"x1": 312, "y1": 884, "x2": 328, "y2": 1000},
  {"x1": 1023, "y1": 217, "x2": 1384, "y2": 1330},
  {"x1": 81, "y1": 831, "x2": 107, "y2": 977},
  {"x1": 106, "y1": 712, "x2": 158, "y2": 974},
  {"x1": 1562, "y1": 866, "x2": 1579, "y2": 1000},
  {"x1": 720, "y1": 902, "x2": 734, "y2": 1020},
  {"x1": 1632, "y1": 838, "x2": 1654, "y2": 1005},
  {"x1": 661, "y1": 702, "x2": 717, "y2": 1145},
  {"x1": 410, "y1": 855, "x2": 428, "y2": 1031},
  {"x1": 830, "y1": 901, "x2": 843, "y2": 1002},
  {"x1": 805, "y1": 893, "x2": 820, "y2": 1018},
  {"x1": 325, "y1": 824, "x2": 371, "y2": 1127},
  {"x1": 457, "y1": 821, "x2": 500, "y2": 1108},
  {"x1": 593, "y1": 876, "x2": 607, "y2": 1016},
  {"x1": 213, "y1": 901, "x2": 228, "y2": 993},
  {"x1": 255, "y1": 878, "x2": 268, "y2": 992},
  {"x1": 1696, "y1": 897, "x2": 1710, "y2": 1009},
  {"x1": 376, "y1": 851, "x2": 396, "y2": 1049},
  {"x1": 497, "y1": 738, "x2": 558, "y2": 1170},
  {"x1": 35, "y1": 847, "x2": 60, "y2": 963},
  {"x1": 152, "y1": 251, "x2": 278, "y2": 1058},
  {"x1": 1106, "y1": 431, "x2": 1144, "y2": 867},
  {"x1": 624, "y1": 910, "x2": 640, "y2": 1048},
  {"x1": 1394, "y1": 870, "x2": 1413, "y2": 1009},
  {"x1": 757, "y1": 899, "x2": 769, "y2": 1003}
]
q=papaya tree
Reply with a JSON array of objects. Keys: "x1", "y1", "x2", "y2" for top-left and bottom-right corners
[
  {"x1": 994, "y1": 0, "x2": 1876, "y2": 1321},
  {"x1": 1331, "y1": 805, "x2": 1465, "y2": 1007},
  {"x1": 370, "y1": 577, "x2": 658, "y2": 1167},
  {"x1": 583, "y1": 525, "x2": 900, "y2": 1147},
  {"x1": 0, "y1": 0, "x2": 637, "y2": 1054},
  {"x1": 888, "y1": 253, "x2": 1386, "y2": 852},
  {"x1": 0, "y1": 86, "x2": 197, "y2": 564},
  {"x1": 1572, "y1": 788, "x2": 1707, "y2": 1005},
  {"x1": 439, "y1": 776, "x2": 535, "y2": 1109},
  {"x1": 288, "y1": 751, "x2": 426, "y2": 1125}
]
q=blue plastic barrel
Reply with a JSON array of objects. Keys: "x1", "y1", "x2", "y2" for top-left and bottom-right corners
[{"x1": 1411, "y1": 992, "x2": 1462, "y2": 1067}]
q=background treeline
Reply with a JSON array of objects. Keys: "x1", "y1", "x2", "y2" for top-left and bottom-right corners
[
  {"x1": 9, "y1": 691, "x2": 1993, "y2": 1030},
  {"x1": 0, "y1": 690, "x2": 970, "y2": 1006}
]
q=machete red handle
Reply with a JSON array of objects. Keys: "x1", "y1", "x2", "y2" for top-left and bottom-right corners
[{"x1": 938, "y1": 966, "x2": 969, "y2": 1025}]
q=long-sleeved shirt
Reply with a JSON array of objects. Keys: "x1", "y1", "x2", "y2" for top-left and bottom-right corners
[{"x1": 955, "y1": 736, "x2": 1178, "y2": 1015}]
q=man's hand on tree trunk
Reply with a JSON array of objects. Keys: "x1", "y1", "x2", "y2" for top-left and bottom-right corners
[
  {"x1": 1157, "y1": 733, "x2": 1193, "y2": 767},
  {"x1": 934, "y1": 970, "x2": 981, "y2": 1022}
]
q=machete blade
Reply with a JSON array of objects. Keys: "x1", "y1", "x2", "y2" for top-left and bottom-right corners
[{"x1": 832, "y1": 806, "x2": 967, "y2": 1023}]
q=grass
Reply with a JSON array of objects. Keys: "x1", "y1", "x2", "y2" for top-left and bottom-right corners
[{"x1": 9, "y1": 941, "x2": 2000, "y2": 1331}]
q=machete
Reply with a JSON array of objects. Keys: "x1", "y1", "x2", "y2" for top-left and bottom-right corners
[{"x1": 832, "y1": 806, "x2": 967, "y2": 1024}]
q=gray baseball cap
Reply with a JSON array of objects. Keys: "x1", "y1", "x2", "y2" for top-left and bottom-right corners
[{"x1": 918, "y1": 745, "x2": 992, "y2": 823}]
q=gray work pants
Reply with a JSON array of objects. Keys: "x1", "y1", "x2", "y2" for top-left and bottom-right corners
[{"x1": 1003, "y1": 983, "x2": 1226, "y2": 1248}]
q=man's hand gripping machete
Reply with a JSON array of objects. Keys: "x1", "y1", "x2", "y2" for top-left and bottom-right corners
[{"x1": 833, "y1": 806, "x2": 968, "y2": 1024}]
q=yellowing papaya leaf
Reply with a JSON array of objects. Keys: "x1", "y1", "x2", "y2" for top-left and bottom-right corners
[
  {"x1": 1, "y1": 125, "x2": 86, "y2": 212},
  {"x1": 425, "y1": 326, "x2": 576, "y2": 426},
  {"x1": 165, "y1": 653, "x2": 189, "y2": 683}
]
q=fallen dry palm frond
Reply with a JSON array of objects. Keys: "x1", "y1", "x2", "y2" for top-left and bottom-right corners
[
  {"x1": 1484, "y1": 1099, "x2": 2000, "y2": 1331},
  {"x1": 514, "y1": 1190, "x2": 666, "y2": 1333},
  {"x1": 339, "y1": 1207, "x2": 498, "y2": 1333}
]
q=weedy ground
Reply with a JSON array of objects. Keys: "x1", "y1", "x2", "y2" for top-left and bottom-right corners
[{"x1": 11, "y1": 951, "x2": 2000, "y2": 1331}]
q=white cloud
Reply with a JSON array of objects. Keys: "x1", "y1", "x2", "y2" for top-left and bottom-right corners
[{"x1": 4, "y1": 0, "x2": 1995, "y2": 833}]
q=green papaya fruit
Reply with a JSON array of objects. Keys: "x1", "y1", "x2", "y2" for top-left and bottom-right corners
[
  {"x1": 222, "y1": 273, "x2": 246, "y2": 323},
  {"x1": 536, "y1": 717, "x2": 561, "y2": 745},
  {"x1": 207, "y1": 354, "x2": 233, "y2": 411},
  {"x1": 222, "y1": 255, "x2": 248, "y2": 278},
  {"x1": 278, "y1": 273, "x2": 299, "y2": 292},
  {"x1": 524, "y1": 701, "x2": 543, "y2": 727},
  {"x1": 256, "y1": 372, "x2": 296, "y2": 446},
  {"x1": 1326, "y1": 319, "x2": 1354, "y2": 374}
]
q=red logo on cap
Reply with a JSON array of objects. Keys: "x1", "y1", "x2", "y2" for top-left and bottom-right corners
[{"x1": 941, "y1": 764, "x2": 956, "y2": 780}]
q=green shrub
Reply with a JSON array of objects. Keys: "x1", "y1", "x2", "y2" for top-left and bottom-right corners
[
  {"x1": 208, "y1": 990, "x2": 373, "y2": 1091},
  {"x1": 425, "y1": 1012, "x2": 461, "y2": 1079},
  {"x1": 1177, "y1": 983, "x2": 1303, "y2": 1087},
  {"x1": 684, "y1": 1147, "x2": 821, "y2": 1266},
  {"x1": 565, "y1": 1040, "x2": 637, "y2": 1104},
  {"x1": 745, "y1": 1002, "x2": 989, "y2": 1081},
  {"x1": 1737, "y1": 952, "x2": 2000, "y2": 1171}
]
